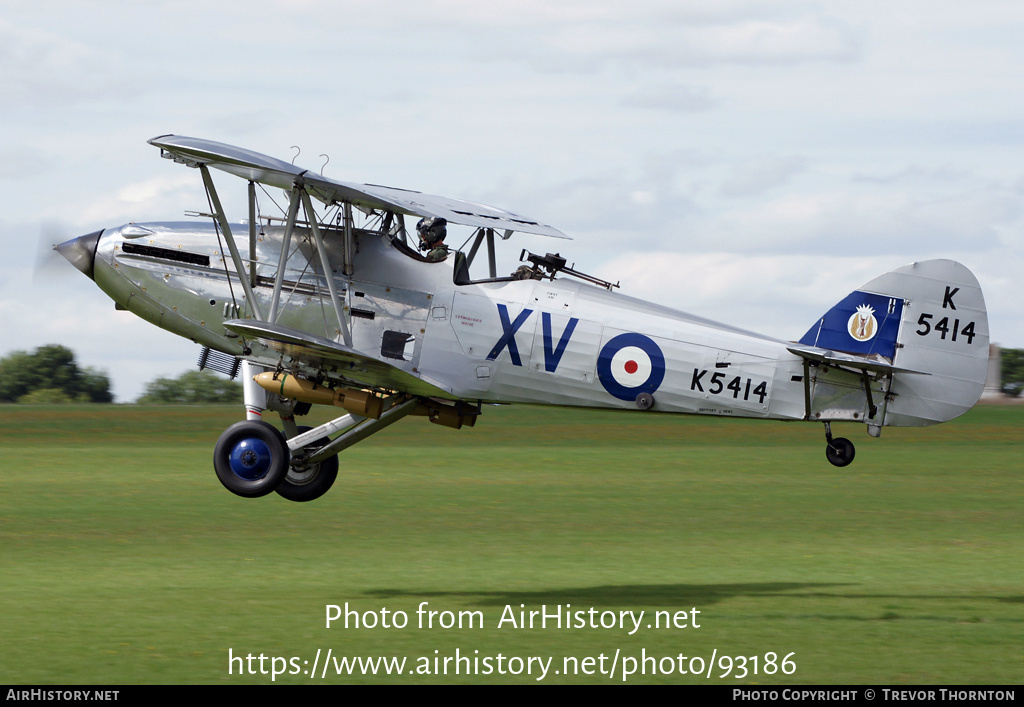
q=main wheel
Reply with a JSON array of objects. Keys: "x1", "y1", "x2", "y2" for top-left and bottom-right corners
[
  {"x1": 825, "y1": 437, "x2": 856, "y2": 467},
  {"x1": 275, "y1": 426, "x2": 339, "y2": 503},
  {"x1": 213, "y1": 420, "x2": 289, "y2": 498}
]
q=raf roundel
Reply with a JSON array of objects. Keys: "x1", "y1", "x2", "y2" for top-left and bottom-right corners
[{"x1": 597, "y1": 333, "x2": 666, "y2": 402}]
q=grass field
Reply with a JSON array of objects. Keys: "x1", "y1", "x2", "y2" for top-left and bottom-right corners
[{"x1": 0, "y1": 403, "x2": 1021, "y2": 684}]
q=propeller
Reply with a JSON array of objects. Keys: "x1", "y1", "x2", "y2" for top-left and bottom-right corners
[{"x1": 33, "y1": 222, "x2": 71, "y2": 283}]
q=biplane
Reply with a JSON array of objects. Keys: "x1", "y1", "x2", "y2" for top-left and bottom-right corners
[{"x1": 56, "y1": 135, "x2": 990, "y2": 501}]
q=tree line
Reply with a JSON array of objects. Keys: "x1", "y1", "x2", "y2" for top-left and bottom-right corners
[
  {"x1": 0, "y1": 345, "x2": 241, "y2": 404},
  {"x1": 1001, "y1": 348, "x2": 1024, "y2": 397},
  {"x1": 0, "y1": 345, "x2": 113, "y2": 403}
]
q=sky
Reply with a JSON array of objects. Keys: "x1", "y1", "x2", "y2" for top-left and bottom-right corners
[{"x1": 3, "y1": 0, "x2": 1022, "y2": 402}]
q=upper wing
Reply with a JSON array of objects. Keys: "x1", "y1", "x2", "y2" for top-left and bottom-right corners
[
  {"x1": 223, "y1": 319, "x2": 455, "y2": 398},
  {"x1": 148, "y1": 134, "x2": 569, "y2": 239}
]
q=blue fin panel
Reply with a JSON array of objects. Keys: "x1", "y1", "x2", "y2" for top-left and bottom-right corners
[{"x1": 799, "y1": 291, "x2": 904, "y2": 359}]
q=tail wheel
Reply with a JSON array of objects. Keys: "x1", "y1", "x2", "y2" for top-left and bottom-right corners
[
  {"x1": 276, "y1": 426, "x2": 339, "y2": 503},
  {"x1": 825, "y1": 437, "x2": 856, "y2": 467},
  {"x1": 213, "y1": 421, "x2": 289, "y2": 498}
]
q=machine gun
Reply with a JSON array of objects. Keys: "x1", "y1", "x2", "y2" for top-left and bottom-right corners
[{"x1": 518, "y1": 250, "x2": 620, "y2": 291}]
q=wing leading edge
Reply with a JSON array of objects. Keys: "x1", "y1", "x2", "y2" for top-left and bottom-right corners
[{"x1": 148, "y1": 134, "x2": 568, "y2": 239}]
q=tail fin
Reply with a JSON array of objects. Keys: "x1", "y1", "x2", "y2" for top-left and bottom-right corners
[{"x1": 801, "y1": 259, "x2": 989, "y2": 426}]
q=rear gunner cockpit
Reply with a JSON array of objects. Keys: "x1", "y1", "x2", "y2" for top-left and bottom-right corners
[{"x1": 387, "y1": 216, "x2": 619, "y2": 291}]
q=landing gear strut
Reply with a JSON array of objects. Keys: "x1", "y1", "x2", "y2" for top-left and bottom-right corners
[{"x1": 823, "y1": 422, "x2": 856, "y2": 467}]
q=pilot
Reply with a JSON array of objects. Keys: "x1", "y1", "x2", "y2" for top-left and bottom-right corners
[{"x1": 416, "y1": 217, "x2": 449, "y2": 262}]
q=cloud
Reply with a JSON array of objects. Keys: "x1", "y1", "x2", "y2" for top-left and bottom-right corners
[
  {"x1": 533, "y1": 14, "x2": 863, "y2": 72},
  {"x1": 622, "y1": 84, "x2": 718, "y2": 113},
  {"x1": 691, "y1": 18, "x2": 863, "y2": 65},
  {"x1": 75, "y1": 175, "x2": 206, "y2": 227},
  {"x1": 0, "y1": 146, "x2": 58, "y2": 181},
  {"x1": 720, "y1": 156, "x2": 808, "y2": 197},
  {"x1": 0, "y1": 18, "x2": 141, "y2": 111},
  {"x1": 707, "y1": 187, "x2": 1020, "y2": 256}
]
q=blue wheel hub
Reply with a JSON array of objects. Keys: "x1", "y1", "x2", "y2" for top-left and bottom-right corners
[{"x1": 227, "y1": 438, "x2": 273, "y2": 480}]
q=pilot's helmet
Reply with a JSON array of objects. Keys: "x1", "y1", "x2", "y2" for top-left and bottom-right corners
[{"x1": 416, "y1": 217, "x2": 447, "y2": 245}]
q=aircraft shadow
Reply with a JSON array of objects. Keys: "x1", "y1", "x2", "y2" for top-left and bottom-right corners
[
  {"x1": 363, "y1": 583, "x2": 1024, "y2": 613},
  {"x1": 364, "y1": 582, "x2": 850, "y2": 608}
]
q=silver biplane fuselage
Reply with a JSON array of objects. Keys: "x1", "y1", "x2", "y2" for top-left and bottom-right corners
[{"x1": 57, "y1": 136, "x2": 990, "y2": 502}]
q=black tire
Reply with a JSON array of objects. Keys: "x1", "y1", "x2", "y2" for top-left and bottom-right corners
[
  {"x1": 825, "y1": 437, "x2": 856, "y2": 467},
  {"x1": 276, "y1": 426, "x2": 339, "y2": 503},
  {"x1": 213, "y1": 420, "x2": 289, "y2": 498}
]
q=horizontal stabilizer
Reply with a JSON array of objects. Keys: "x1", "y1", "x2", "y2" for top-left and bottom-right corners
[
  {"x1": 222, "y1": 319, "x2": 453, "y2": 398},
  {"x1": 786, "y1": 344, "x2": 928, "y2": 376}
]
